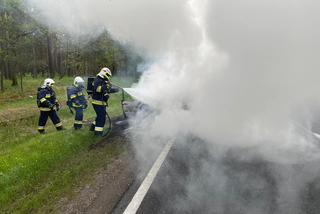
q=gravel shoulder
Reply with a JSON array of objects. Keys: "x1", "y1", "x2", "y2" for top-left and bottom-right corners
[{"x1": 59, "y1": 121, "x2": 138, "y2": 214}]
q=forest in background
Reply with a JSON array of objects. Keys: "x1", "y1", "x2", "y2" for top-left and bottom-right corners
[{"x1": 0, "y1": 0, "x2": 143, "y2": 92}]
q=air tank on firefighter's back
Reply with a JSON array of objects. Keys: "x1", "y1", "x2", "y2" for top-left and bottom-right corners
[{"x1": 86, "y1": 77, "x2": 95, "y2": 96}]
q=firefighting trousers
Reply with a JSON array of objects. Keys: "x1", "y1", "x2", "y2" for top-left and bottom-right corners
[
  {"x1": 92, "y1": 104, "x2": 106, "y2": 135},
  {"x1": 74, "y1": 107, "x2": 84, "y2": 129},
  {"x1": 38, "y1": 110, "x2": 62, "y2": 133}
]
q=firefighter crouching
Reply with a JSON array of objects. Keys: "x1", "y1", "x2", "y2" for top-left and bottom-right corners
[
  {"x1": 90, "y1": 67, "x2": 119, "y2": 136},
  {"x1": 67, "y1": 76, "x2": 88, "y2": 130},
  {"x1": 37, "y1": 78, "x2": 63, "y2": 133}
]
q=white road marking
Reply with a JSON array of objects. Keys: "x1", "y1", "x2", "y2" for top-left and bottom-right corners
[
  {"x1": 123, "y1": 140, "x2": 174, "y2": 214},
  {"x1": 313, "y1": 132, "x2": 320, "y2": 139},
  {"x1": 291, "y1": 121, "x2": 320, "y2": 142}
]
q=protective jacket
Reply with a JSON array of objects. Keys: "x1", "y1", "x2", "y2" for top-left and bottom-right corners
[
  {"x1": 92, "y1": 76, "x2": 118, "y2": 106},
  {"x1": 37, "y1": 86, "x2": 58, "y2": 111},
  {"x1": 67, "y1": 86, "x2": 87, "y2": 108}
]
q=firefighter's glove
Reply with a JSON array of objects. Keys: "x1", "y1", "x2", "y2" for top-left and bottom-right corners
[
  {"x1": 55, "y1": 102, "x2": 60, "y2": 111},
  {"x1": 114, "y1": 87, "x2": 120, "y2": 93},
  {"x1": 48, "y1": 103, "x2": 55, "y2": 110},
  {"x1": 75, "y1": 101, "x2": 81, "y2": 106},
  {"x1": 104, "y1": 93, "x2": 110, "y2": 102}
]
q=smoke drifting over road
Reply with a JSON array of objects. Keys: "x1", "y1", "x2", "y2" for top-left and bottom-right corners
[{"x1": 25, "y1": 0, "x2": 320, "y2": 213}]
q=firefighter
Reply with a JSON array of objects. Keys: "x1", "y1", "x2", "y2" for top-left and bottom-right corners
[
  {"x1": 67, "y1": 76, "x2": 88, "y2": 129},
  {"x1": 37, "y1": 78, "x2": 63, "y2": 133},
  {"x1": 90, "y1": 67, "x2": 119, "y2": 136}
]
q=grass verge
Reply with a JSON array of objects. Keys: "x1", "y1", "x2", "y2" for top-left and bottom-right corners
[{"x1": 0, "y1": 75, "x2": 134, "y2": 213}]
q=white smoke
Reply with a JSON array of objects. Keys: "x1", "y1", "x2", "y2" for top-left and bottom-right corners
[
  {"x1": 202, "y1": 0, "x2": 320, "y2": 157},
  {"x1": 25, "y1": 0, "x2": 320, "y2": 212},
  {"x1": 25, "y1": 0, "x2": 200, "y2": 55},
  {"x1": 122, "y1": 0, "x2": 320, "y2": 163}
]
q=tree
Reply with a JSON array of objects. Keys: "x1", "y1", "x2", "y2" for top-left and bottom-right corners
[{"x1": 0, "y1": 0, "x2": 143, "y2": 93}]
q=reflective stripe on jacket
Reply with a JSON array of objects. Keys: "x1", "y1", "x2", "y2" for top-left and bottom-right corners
[
  {"x1": 91, "y1": 76, "x2": 118, "y2": 106},
  {"x1": 92, "y1": 99, "x2": 107, "y2": 106},
  {"x1": 67, "y1": 86, "x2": 87, "y2": 108},
  {"x1": 37, "y1": 86, "x2": 57, "y2": 109}
]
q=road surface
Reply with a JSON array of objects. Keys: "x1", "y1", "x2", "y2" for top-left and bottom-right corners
[{"x1": 114, "y1": 135, "x2": 320, "y2": 214}]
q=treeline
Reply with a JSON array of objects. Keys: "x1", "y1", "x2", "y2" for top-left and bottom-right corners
[{"x1": 0, "y1": 0, "x2": 143, "y2": 92}]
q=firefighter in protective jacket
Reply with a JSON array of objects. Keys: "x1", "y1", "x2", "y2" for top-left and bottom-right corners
[
  {"x1": 67, "y1": 76, "x2": 88, "y2": 129},
  {"x1": 90, "y1": 67, "x2": 119, "y2": 136},
  {"x1": 37, "y1": 78, "x2": 63, "y2": 133}
]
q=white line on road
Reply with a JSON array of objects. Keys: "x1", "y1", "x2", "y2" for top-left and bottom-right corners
[{"x1": 123, "y1": 140, "x2": 174, "y2": 214}]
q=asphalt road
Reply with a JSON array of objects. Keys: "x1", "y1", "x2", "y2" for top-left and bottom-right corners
[{"x1": 114, "y1": 134, "x2": 320, "y2": 214}]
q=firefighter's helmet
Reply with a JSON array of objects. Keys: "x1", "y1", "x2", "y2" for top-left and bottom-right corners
[
  {"x1": 43, "y1": 78, "x2": 55, "y2": 87},
  {"x1": 74, "y1": 76, "x2": 85, "y2": 88},
  {"x1": 97, "y1": 67, "x2": 112, "y2": 80}
]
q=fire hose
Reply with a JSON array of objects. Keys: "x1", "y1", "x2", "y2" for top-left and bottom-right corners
[
  {"x1": 85, "y1": 77, "x2": 127, "y2": 138},
  {"x1": 102, "y1": 86, "x2": 126, "y2": 137},
  {"x1": 102, "y1": 109, "x2": 112, "y2": 137}
]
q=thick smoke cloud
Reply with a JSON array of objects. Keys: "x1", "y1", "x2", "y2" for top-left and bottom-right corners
[
  {"x1": 125, "y1": 0, "x2": 320, "y2": 163},
  {"x1": 25, "y1": 0, "x2": 320, "y2": 213},
  {"x1": 25, "y1": 0, "x2": 200, "y2": 55},
  {"x1": 201, "y1": 0, "x2": 320, "y2": 161}
]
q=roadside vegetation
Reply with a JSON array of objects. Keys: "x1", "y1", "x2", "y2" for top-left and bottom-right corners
[
  {"x1": 0, "y1": 1, "x2": 140, "y2": 212},
  {"x1": 0, "y1": 0, "x2": 143, "y2": 91},
  {"x1": 0, "y1": 76, "x2": 134, "y2": 213}
]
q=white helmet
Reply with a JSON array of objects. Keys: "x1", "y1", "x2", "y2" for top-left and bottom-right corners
[
  {"x1": 74, "y1": 76, "x2": 85, "y2": 88},
  {"x1": 97, "y1": 67, "x2": 112, "y2": 80},
  {"x1": 43, "y1": 78, "x2": 55, "y2": 87}
]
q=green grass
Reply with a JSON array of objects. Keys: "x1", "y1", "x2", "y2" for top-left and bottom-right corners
[
  {"x1": 0, "y1": 76, "x2": 72, "y2": 111},
  {"x1": 0, "y1": 75, "x2": 135, "y2": 213}
]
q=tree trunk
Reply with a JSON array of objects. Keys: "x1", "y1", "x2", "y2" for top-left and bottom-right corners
[
  {"x1": 20, "y1": 71, "x2": 23, "y2": 92},
  {"x1": 10, "y1": 63, "x2": 18, "y2": 86},
  {"x1": 47, "y1": 32, "x2": 55, "y2": 78},
  {"x1": 4, "y1": 61, "x2": 9, "y2": 79},
  {"x1": 56, "y1": 46, "x2": 63, "y2": 78},
  {"x1": 65, "y1": 39, "x2": 69, "y2": 77},
  {"x1": 53, "y1": 39, "x2": 58, "y2": 76},
  {"x1": 0, "y1": 60, "x2": 4, "y2": 92},
  {"x1": 11, "y1": 75, "x2": 18, "y2": 86},
  {"x1": 4, "y1": 60, "x2": 9, "y2": 80},
  {"x1": 84, "y1": 58, "x2": 88, "y2": 76},
  {"x1": 32, "y1": 45, "x2": 37, "y2": 78},
  {"x1": 4, "y1": 59, "x2": 17, "y2": 86}
]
